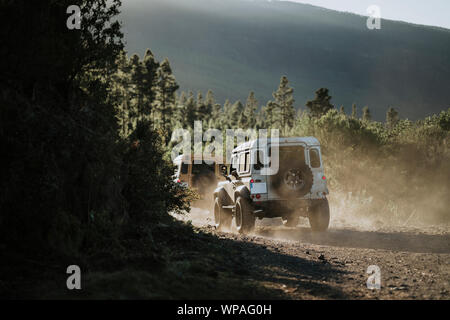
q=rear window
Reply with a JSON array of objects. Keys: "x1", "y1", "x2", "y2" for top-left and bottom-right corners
[
  {"x1": 192, "y1": 162, "x2": 215, "y2": 175},
  {"x1": 309, "y1": 149, "x2": 321, "y2": 168},
  {"x1": 245, "y1": 152, "x2": 250, "y2": 172},
  {"x1": 239, "y1": 153, "x2": 246, "y2": 172},
  {"x1": 278, "y1": 146, "x2": 306, "y2": 167}
]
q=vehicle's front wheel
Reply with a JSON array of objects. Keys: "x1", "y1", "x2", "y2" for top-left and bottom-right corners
[
  {"x1": 235, "y1": 197, "x2": 255, "y2": 234},
  {"x1": 214, "y1": 197, "x2": 232, "y2": 231},
  {"x1": 308, "y1": 198, "x2": 330, "y2": 232}
]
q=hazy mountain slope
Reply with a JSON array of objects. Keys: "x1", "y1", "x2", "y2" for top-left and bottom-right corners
[{"x1": 121, "y1": 0, "x2": 450, "y2": 120}]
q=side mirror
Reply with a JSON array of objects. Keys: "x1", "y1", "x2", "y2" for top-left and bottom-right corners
[{"x1": 220, "y1": 165, "x2": 228, "y2": 176}]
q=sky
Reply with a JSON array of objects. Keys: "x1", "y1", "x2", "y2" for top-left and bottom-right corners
[{"x1": 281, "y1": 0, "x2": 450, "y2": 29}]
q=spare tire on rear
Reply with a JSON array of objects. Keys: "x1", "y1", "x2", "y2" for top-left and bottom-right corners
[{"x1": 272, "y1": 164, "x2": 313, "y2": 198}]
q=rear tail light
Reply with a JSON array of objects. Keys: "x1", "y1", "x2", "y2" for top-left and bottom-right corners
[
  {"x1": 322, "y1": 176, "x2": 326, "y2": 180},
  {"x1": 177, "y1": 179, "x2": 181, "y2": 183},
  {"x1": 255, "y1": 194, "x2": 261, "y2": 199}
]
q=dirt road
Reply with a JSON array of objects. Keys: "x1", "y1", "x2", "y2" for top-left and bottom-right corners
[{"x1": 174, "y1": 209, "x2": 450, "y2": 300}]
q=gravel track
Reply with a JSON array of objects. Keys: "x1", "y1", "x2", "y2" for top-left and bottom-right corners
[{"x1": 174, "y1": 209, "x2": 450, "y2": 299}]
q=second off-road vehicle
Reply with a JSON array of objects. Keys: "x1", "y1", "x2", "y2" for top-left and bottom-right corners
[
  {"x1": 213, "y1": 137, "x2": 330, "y2": 233},
  {"x1": 173, "y1": 154, "x2": 226, "y2": 209}
]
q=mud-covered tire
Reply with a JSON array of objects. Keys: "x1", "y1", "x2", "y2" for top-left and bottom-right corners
[
  {"x1": 214, "y1": 197, "x2": 232, "y2": 231},
  {"x1": 283, "y1": 216, "x2": 299, "y2": 227},
  {"x1": 308, "y1": 198, "x2": 330, "y2": 232},
  {"x1": 235, "y1": 197, "x2": 255, "y2": 234}
]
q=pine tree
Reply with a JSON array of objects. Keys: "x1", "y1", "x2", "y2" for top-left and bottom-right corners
[
  {"x1": 196, "y1": 92, "x2": 204, "y2": 121},
  {"x1": 178, "y1": 91, "x2": 187, "y2": 106},
  {"x1": 129, "y1": 54, "x2": 143, "y2": 120},
  {"x1": 205, "y1": 90, "x2": 221, "y2": 128},
  {"x1": 174, "y1": 91, "x2": 187, "y2": 128},
  {"x1": 238, "y1": 109, "x2": 248, "y2": 129},
  {"x1": 306, "y1": 88, "x2": 334, "y2": 118},
  {"x1": 272, "y1": 76, "x2": 295, "y2": 135},
  {"x1": 210, "y1": 103, "x2": 223, "y2": 129},
  {"x1": 255, "y1": 107, "x2": 265, "y2": 130},
  {"x1": 222, "y1": 99, "x2": 232, "y2": 129},
  {"x1": 261, "y1": 101, "x2": 279, "y2": 130},
  {"x1": 154, "y1": 58, "x2": 179, "y2": 143},
  {"x1": 362, "y1": 106, "x2": 371, "y2": 122},
  {"x1": 129, "y1": 50, "x2": 159, "y2": 122},
  {"x1": 386, "y1": 107, "x2": 399, "y2": 129},
  {"x1": 197, "y1": 91, "x2": 213, "y2": 122},
  {"x1": 185, "y1": 91, "x2": 197, "y2": 129},
  {"x1": 112, "y1": 51, "x2": 133, "y2": 138},
  {"x1": 229, "y1": 101, "x2": 244, "y2": 128},
  {"x1": 243, "y1": 91, "x2": 258, "y2": 129},
  {"x1": 142, "y1": 49, "x2": 160, "y2": 119},
  {"x1": 351, "y1": 103, "x2": 357, "y2": 119}
]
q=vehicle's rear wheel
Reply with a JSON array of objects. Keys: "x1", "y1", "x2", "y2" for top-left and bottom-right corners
[
  {"x1": 308, "y1": 198, "x2": 330, "y2": 232},
  {"x1": 214, "y1": 197, "x2": 232, "y2": 231},
  {"x1": 235, "y1": 197, "x2": 255, "y2": 234},
  {"x1": 283, "y1": 216, "x2": 299, "y2": 227}
]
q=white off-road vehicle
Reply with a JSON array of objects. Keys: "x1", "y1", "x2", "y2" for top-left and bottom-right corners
[{"x1": 213, "y1": 137, "x2": 330, "y2": 233}]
